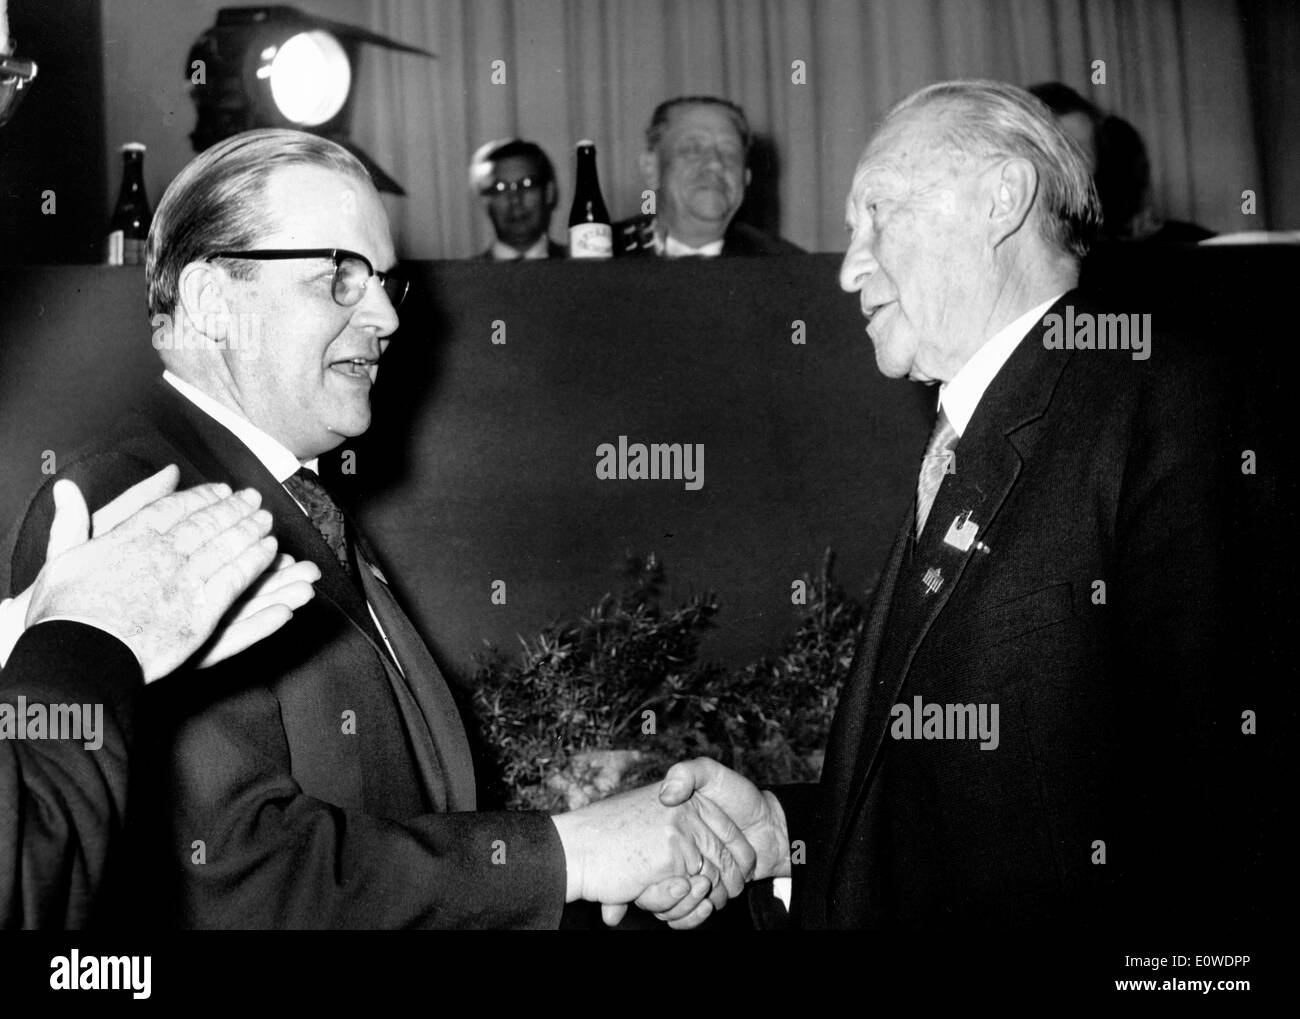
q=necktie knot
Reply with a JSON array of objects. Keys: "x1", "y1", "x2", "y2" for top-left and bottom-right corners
[
  {"x1": 916, "y1": 408, "x2": 959, "y2": 537},
  {"x1": 284, "y1": 467, "x2": 350, "y2": 570}
]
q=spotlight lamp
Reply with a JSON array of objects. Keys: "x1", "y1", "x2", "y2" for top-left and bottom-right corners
[{"x1": 188, "y1": 5, "x2": 433, "y2": 193}]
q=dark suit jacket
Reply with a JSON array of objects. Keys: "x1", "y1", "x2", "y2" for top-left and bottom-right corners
[
  {"x1": 1, "y1": 621, "x2": 140, "y2": 928},
  {"x1": 7, "y1": 379, "x2": 566, "y2": 929},
  {"x1": 775, "y1": 291, "x2": 1237, "y2": 930},
  {"x1": 613, "y1": 214, "x2": 803, "y2": 256},
  {"x1": 478, "y1": 239, "x2": 568, "y2": 260}
]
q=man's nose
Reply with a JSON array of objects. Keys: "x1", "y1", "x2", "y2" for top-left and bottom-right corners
[
  {"x1": 355, "y1": 280, "x2": 401, "y2": 338},
  {"x1": 839, "y1": 234, "x2": 876, "y2": 293}
]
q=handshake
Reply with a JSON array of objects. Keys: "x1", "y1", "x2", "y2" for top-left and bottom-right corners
[{"x1": 551, "y1": 757, "x2": 792, "y2": 929}]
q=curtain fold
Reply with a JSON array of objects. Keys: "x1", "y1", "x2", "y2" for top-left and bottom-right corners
[{"x1": 335, "y1": 0, "x2": 1286, "y2": 258}]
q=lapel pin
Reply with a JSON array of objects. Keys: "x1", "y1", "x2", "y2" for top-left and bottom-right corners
[
  {"x1": 943, "y1": 510, "x2": 980, "y2": 553},
  {"x1": 921, "y1": 566, "x2": 944, "y2": 595}
]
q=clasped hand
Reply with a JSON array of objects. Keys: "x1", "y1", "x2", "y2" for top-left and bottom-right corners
[{"x1": 552, "y1": 756, "x2": 789, "y2": 929}]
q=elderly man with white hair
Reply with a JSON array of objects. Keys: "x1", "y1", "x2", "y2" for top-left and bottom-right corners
[{"x1": 646, "y1": 79, "x2": 1236, "y2": 932}]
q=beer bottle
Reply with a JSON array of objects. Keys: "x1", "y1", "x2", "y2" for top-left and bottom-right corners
[
  {"x1": 567, "y1": 140, "x2": 612, "y2": 258},
  {"x1": 107, "y1": 143, "x2": 151, "y2": 266}
]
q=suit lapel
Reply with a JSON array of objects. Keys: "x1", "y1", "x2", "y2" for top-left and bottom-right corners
[
  {"x1": 825, "y1": 292, "x2": 1082, "y2": 876},
  {"x1": 349, "y1": 525, "x2": 477, "y2": 812},
  {"x1": 819, "y1": 502, "x2": 912, "y2": 803},
  {"x1": 143, "y1": 381, "x2": 379, "y2": 643},
  {"x1": 144, "y1": 379, "x2": 472, "y2": 812}
]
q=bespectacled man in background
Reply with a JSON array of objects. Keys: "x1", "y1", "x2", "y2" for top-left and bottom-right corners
[{"x1": 470, "y1": 138, "x2": 566, "y2": 260}]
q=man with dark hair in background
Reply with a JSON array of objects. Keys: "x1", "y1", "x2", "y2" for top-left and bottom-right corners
[
  {"x1": 1028, "y1": 82, "x2": 1212, "y2": 244},
  {"x1": 1093, "y1": 114, "x2": 1214, "y2": 243},
  {"x1": 470, "y1": 138, "x2": 566, "y2": 260},
  {"x1": 616, "y1": 95, "x2": 802, "y2": 257},
  {"x1": 1027, "y1": 81, "x2": 1103, "y2": 172}
]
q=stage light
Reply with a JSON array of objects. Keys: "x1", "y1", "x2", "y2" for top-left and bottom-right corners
[
  {"x1": 187, "y1": 6, "x2": 432, "y2": 194},
  {"x1": 265, "y1": 30, "x2": 351, "y2": 125}
]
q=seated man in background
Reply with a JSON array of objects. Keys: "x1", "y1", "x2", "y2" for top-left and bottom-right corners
[
  {"x1": 2, "y1": 466, "x2": 319, "y2": 928},
  {"x1": 616, "y1": 95, "x2": 803, "y2": 257},
  {"x1": 1027, "y1": 81, "x2": 1211, "y2": 243},
  {"x1": 8, "y1": 127, "x2": 754, "y2": 929},
  {"x1": 470, "y1": 138, "x2": 566, "y2": 260}
]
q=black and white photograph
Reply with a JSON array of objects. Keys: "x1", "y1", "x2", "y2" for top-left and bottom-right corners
[{"x1": 0, "y1": 0, "x2": 1291, "y2": 1004}]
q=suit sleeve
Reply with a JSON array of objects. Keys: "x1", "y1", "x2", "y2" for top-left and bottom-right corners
[
  {"x1": 148, "y1": 676, "x2": 566, "y2": 929},
  {"x1": 0, "y1": 621, "x2": 141, "y2": 929},
  {"x1": 1109, "y1": 348, "x2": 1240, "y2": 921}
]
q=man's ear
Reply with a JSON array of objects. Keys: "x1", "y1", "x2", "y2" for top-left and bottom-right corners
[
  {"x1": 638, "y1": 149, "x2": 661, "y2": 190},
  {"x1": 176, "y1": 261, "x2": 234, "y2": 343},
  {"x1": 744, "y1": 166, "x2": 752, "y2": 190},
  {"x1": 989, "y1": 157, "x2": 1037, "y2": 247}
]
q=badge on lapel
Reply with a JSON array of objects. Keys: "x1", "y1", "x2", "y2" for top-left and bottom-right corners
[
  {"x1": 921, "y1": 567, "x2": 944, "y2": 595},
  {"x1": 943, "y1": 510, "x2": 980, "y2": 552}
]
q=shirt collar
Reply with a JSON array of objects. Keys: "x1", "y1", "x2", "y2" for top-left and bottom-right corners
[
  {"x1": 651, "y1": 220, "x2": 725, "y2": 258},
  {"x1": 938, "y1": 293, "x2": 1063, "y2": 437},
  {"x1": 491, "y1": 235, "x2": 552, "y2": 261},
  {"x1": 162, "y1": 370, "x2": 317, "y2": 481}
]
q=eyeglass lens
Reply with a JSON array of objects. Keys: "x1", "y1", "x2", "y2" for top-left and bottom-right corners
[{"x1": 334, "y1": 256, "x2": 407, "y2": 308}]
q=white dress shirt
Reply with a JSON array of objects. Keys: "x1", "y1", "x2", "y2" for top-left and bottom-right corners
[
  {"x1": 937, "y1": 293, "x2": 1063, "y2": 437},
  {"x1": 491, "y1": 235, "x2": 553, "y2": 261},
  {"x1": 162, "y1": 371, "x2": 404, "y2": 672},
  {"x1": 655, "y1": 231, "x2": 725, "y2": 258}
]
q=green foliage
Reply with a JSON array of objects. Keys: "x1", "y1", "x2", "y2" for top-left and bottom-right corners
[{"x1": 472, "y1": 551, "x2": 866, "y2": 812}]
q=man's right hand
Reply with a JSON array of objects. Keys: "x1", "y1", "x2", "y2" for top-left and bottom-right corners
[
  {"x1": 551, "y1": 778, "x2": 759, "y2": 929},
  {"x1": 22, "y1": 465, "x2": 318, "y2": 681},
  {"x1": 599, "y1": 757, "x2": 792, "y2": 929}
]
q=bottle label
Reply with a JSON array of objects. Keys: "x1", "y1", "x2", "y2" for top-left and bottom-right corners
[
  {"x1": 569, "y1": 223, "x2": 613, "y2": 259},
  {"x1": 107, "y1": 232, "x2": 146, "y2": 266}
]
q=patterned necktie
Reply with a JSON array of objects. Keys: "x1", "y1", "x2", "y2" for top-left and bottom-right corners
[
  {"x1": 283, "y1": 467, "x2": 350, "y2": 571},
  {"x1": 915, "y1": 408, "x2": 959, "y2": 538}
]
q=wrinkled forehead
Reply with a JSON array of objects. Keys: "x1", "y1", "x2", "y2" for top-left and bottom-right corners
[{"x1": 845, "y1": 107, "x2": 961, "y2": 214}]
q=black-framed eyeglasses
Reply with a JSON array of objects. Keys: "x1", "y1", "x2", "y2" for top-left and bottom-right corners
[
  {"x1": 480, "y1": 176, "x2": 544, "y2": 198},
  {"x1": 205, "y1": 248, "x2": 409, "y2": 310}
]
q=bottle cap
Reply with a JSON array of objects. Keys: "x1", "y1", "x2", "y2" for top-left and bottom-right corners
[
  {"x1": 576, "y1": 139, "x2": 595, "y2": 148},
  {"x1": 121, "y1": 142, "x2": 147, "y2": 152}
]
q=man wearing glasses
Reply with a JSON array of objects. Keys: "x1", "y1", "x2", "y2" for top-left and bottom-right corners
[
  {"x1": 6, "y1": 128, "x2": 757, "y2": 929},
  {"x1": 469, "y1": 138, "x2": 566, "y2": 260}
]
